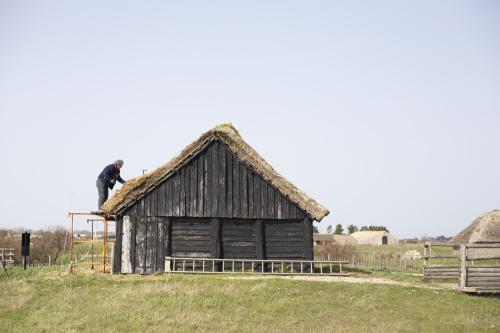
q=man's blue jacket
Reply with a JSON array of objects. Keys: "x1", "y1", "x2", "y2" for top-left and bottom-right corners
[{"x1": 98, "y1": 164, "x2": 125, "y2": 189}]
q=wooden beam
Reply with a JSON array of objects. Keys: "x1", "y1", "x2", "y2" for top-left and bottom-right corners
[
  {"x1": 460, "y1": 243, "x2": 467, "y2": 289},
  {"x1": 303, "y1": 218, "x2": 313, "y2": 261},
  {"x1": 211, "y1": 218, "x2": 221, "y2": 259},
  {"x1": 255, "y1": 219, "x2": 265, "y2": 260}
]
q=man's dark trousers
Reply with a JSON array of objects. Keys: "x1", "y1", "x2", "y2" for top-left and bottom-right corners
[{"x1": 96, "y1": 178, "x2": 108, "y2": 209}]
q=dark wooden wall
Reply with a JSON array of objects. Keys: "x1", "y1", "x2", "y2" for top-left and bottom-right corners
[
  {"x1": 122, "y1": 140, "x2": 307, "y2": 220},
  {"x1": 112, "y1": 139, "x2": 315, "y2": 274},
  {"x1": 221, "y1": 219, "x2": 256, "y2": 259},
  {"x1": 114, "y1": 217, "x2": 314, "y2": 274}
]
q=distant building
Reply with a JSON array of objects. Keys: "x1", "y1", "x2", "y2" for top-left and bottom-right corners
[
  {"x1": 313, "y1": 234, "x2": 356, "y2": 246},
  {"x1": 350, "y1": 231, "x2": 398, "y2": 245}
]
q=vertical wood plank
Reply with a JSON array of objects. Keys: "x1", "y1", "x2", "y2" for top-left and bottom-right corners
[
  {"x1": 184, "y1": 163, "x2": 190, "y2": 216},
  {"x1": 130, "y1": 215, "x2": 137, "y2": 273},
  {"x1": 173, "y1": 173, "x2": 180, "y2": 216},
  {"x1": 157, "y1": 182, "x2": 166, "y2": 216},
  {"x1": 138, "y1": 195, "x2": 145, "y2": 216},
  {"x1": 135, "y1": 217, "x2": 146, "y2": 274},
  {"x1": 204, "y1": 150, "x2": 210, "y2": 217},
  {"x1": 211, "y1": 142, "x2": 218, "y2": 216},
  {"x1": 227, "y1": 150, "x2": 233, "y2": 217},
  {"x1": 145, "y1": 193, "x2": 151, "y2": 217},
  {"x1": 113, "y1": 217, "x2": 122, "y2": 274},
  {"x1": 282, "y1": 196, "x2": 289, "y2": 218},
  {"x1": 218, "y1": 143, "x2": 226, "y2": 217},
  {"x1": 261, "y1": 179, "x2": 267, "y2": 218},
  {"x1": 290, "y1": 203, "x2": 297, "y2": 219},
  {"x1": 241, "y1": 163, "x2": 248, "y2": 218},
  {"x1": 254, "y1": 173, "x2": 261, "y2": 218},
  {"x1": 197, "y1": 154, "x2": 204, "y2": 216},
  {"x1": 276, "y1": 193, "x2": 282, "y2": 219},
  {"x1": 191, "y1": 160, "x2": 198, "y2": 217},
  {"x1": 121, "y1": 216, "x2": 133, "y2": 273},
  {"x1": 145, "y1": 218, "x2": 157, "y2": 274},
  {"x1": 268, "y1": 185, "x2": 275, "y2": 218},
  {"x1": 167, "y1": 178, "x2": 173, "y2": 216},
  {"x1": 248, "y1": 171, "x2": 254, "y2": 218},
  {"x1": 151, "y1": 188, "x2": 158, "y2": 216},
  {"x1": 233, "y1": 159, "x2": 240, "y2": 217},
  {"x1": 180, "y1": 166, "x2": 186, "y2": 216},
  {"x1": 156, "y1": 218, "x2": 165, "y2": 272}
]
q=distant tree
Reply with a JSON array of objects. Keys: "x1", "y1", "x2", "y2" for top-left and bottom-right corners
[
  {"x1": 326, "y1": 225, "x2": 333, "y2": 234},
  {"x1": 313, "y1": 225, "x2": 319, "y2": 234},
  {"x1": 436, "y1": 235, "x2": 452, "y2": 242},
  {"x1": 347, "y1": 224, "x2": 358, "y2": 234},
  {"x1": 334, "y1": 224, "x2": 344, "y2": 235}
]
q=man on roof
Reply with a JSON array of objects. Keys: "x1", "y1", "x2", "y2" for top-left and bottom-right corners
[{"x1": 97, "y1": 159, "x2": 126, "y2": 210}]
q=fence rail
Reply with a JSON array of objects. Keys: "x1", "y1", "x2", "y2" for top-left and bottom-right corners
[
  {"x1": 459, "y1": 243, "x2": 500, "y2": 294},
  {"x1": 423, "y1": 242, "x2": 460, "y2": 280},
  {"x1": 166, "y1": 257, "x2": 350, "y2": 276}
]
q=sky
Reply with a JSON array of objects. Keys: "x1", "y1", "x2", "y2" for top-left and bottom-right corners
[{"x1": 0, "y1": 1, "x2": 499, "y2": 238}]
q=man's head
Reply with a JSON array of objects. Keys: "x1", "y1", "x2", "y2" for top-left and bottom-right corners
[{"x1": 114, "y1": 159, "x2": 124, "y2": 169}]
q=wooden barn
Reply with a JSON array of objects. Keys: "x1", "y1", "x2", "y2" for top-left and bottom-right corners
[{"x1": 101, "y1": 124, "x2": 329, "y2": 274}]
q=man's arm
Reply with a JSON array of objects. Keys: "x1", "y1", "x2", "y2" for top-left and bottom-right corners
[{"x1": 117, "y1": 174, "x2": 126, "y2": 184}]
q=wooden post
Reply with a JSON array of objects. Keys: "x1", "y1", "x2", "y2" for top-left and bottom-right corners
[
  {"x1": 423, "y1": 242, "x2": 429, "y2": 267},
  {"x1": 255, "y1": 219, "x2": 265, "y2": 259},
  {"x1": 459, "y1": 243, "x2": 467, "y2": 289},
  {"x1": 211, "y1": 218, "x2": 221, "y2": 270},
  {"x1": 303, "y1": 218, "x2": 313, "y2": 272},
  {"x1": 255, "y1": 219, "x2": 265, "y2": 271}
]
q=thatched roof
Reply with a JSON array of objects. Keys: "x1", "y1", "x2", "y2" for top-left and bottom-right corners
[
  {"x1": 101, "y1": 123, "x2": 330, "y2": 221},
  {"x1": 451, "y1": 210, "x2": 500, "y2": 243}
]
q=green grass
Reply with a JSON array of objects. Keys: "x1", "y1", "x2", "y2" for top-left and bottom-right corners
[{"x1": 1, "y1": 267, "x2": 499, "y2": 332}]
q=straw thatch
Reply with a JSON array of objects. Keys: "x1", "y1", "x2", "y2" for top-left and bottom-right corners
[
  {"x1": 451, "y1": 210, "x2": 500, "y2": 243},
  {"x1": 101, "y1": 123, "x2": 330, "y2": 221}
]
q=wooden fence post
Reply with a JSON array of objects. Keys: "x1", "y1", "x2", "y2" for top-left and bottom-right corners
[{"x1": 459, "y1": 243, "x2": 467, "y2": 289}]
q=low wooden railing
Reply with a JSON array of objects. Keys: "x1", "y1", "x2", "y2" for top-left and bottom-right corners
[{"x1": 165, "y1": 257, "x2": 350, "y2": 276}]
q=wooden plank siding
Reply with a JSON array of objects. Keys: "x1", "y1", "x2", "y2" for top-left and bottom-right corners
[
  {"x1": 115, "y1": 140, "x2": 315, "y2": 274},
  {"x1": 122, "y1": 140, "x2": 308, "y2": 220},
  {"x1": 265, "y1": 220, "x2": 306, "y2": 259},
  {"x1": 221, "y1": 219, "x2": 256, "y2": 259}
]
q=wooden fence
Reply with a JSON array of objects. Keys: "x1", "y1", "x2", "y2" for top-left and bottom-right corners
[
  {"x1": 423, "y1": 242, "x2": 460, "y2": 280},
  {"x1": 317, "y1": 254, "x2": 423, "y2": 272},
  {"x1": 459, "y1": 243, "x2": 500, "y2": 294},
  {"x1": 0, "y1": 248, "x2": 15, "y2": 267}
]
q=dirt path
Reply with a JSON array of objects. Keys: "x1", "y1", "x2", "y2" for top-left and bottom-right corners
[{"x1": 226, "y1": 274, "x2": 458, "y2": 291}]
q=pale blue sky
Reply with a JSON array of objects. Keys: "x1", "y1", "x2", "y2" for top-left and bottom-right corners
[{"x1": 0, "y1": 1, "x2": 499, "y2": 237}]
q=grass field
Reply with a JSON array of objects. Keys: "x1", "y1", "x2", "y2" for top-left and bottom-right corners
[{"x1": 1, "y1": 267, "x2": 499, "y2": 332}]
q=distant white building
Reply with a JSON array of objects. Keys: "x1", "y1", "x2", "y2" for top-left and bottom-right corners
[
  {"x1": 313, "y1": 234, "x2": 356, "y2": 246},
  {"x1": 350, "y1": 231, "x2": 398, "y2": 245}
]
